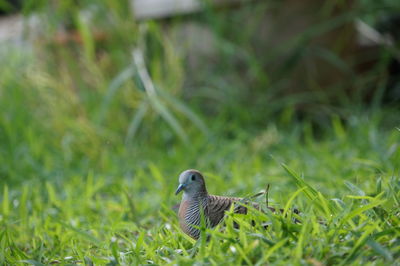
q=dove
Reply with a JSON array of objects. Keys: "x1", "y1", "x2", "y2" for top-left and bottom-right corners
[{"x1": 175, "y1": 169, "x2": 282, "y2": 240}]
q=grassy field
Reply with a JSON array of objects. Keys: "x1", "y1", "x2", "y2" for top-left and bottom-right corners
[
  {"x1": 1, "y1": 94, "x2": 399, "y2": 265},
  {"x1": 1, "y1": 0, "x2": 400, "y2": 265}
]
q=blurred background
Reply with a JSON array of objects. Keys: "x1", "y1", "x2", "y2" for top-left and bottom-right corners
[
  {"x1": 1, "y1": 1, "x2": 400, "y2": 263},
  {"x1": 0, "y1": 0, "x2": 399, "y2": 189}
]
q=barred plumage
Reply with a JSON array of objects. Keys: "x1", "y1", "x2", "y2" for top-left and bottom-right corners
[
  {"x1": 175, "y1": 169, "x2": 300, "y2": 239},
  {"x1": 176, "y1": 170, "x2": 257, "y2": 239}
]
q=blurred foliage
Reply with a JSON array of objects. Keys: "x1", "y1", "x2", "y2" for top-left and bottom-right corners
[
  {"x1": 360, "y1": 0, "x2": 400, "y2": 24},
  {"x1": 187, "y1": 0, "x2": 400, "y2": 125},
  {"x1": 0, "y1": 0, "x2": 399, "y2": 264},
  {"x1": 0, "y1": 0, "x2": 399, "y2": 184}
]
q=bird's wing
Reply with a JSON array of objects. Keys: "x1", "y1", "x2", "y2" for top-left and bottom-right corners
[{"x1": 205, "y1": 195, "x2": 239, "y2": 227}]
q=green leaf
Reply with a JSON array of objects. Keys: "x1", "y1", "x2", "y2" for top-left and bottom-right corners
[{"x1": 366, "y1": 239, "x2": 393, "y2": 261}]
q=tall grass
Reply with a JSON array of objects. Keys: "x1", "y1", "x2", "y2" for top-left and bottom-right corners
[
  {"x1": 0, "y1": 0, "x2": 399, "y2": 264},
  {"x1": 0, "y1": 116, "x2": 399, "y2": 264}
]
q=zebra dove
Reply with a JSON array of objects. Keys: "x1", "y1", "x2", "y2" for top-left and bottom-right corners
[{"x1": 175, "y1": 169, "x2": 274, "y2": 240}]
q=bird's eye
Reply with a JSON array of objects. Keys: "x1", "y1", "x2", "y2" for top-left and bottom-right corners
[{"x1": 191, "y1": 174, "x2": 196, "y2": 181}]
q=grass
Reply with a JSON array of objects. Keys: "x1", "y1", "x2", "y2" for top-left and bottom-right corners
[
  {"x1": 1, "y1": 109, "x2": 399, "y2": 264},
  {"x1": 1, "y1": 0, "x2": 400, "y2": 264}
]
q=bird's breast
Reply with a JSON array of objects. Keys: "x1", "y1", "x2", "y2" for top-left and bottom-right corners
[{"x1": 178, "y1": 199, "x2": 190, "y2": 234}]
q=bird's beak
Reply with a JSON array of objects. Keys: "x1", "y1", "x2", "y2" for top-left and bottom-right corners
[{"x1": 175, "y1": 183, "x2": 186, "y2": 195}]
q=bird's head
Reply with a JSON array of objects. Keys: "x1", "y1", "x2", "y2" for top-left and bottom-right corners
[{"x1": 175, "y1": 169, "x2": 207, "y2": 196}]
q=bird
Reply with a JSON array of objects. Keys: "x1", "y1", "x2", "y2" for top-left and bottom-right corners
[{"x1": 175, "y1": 169, "x2": 284, "y2": 240}]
